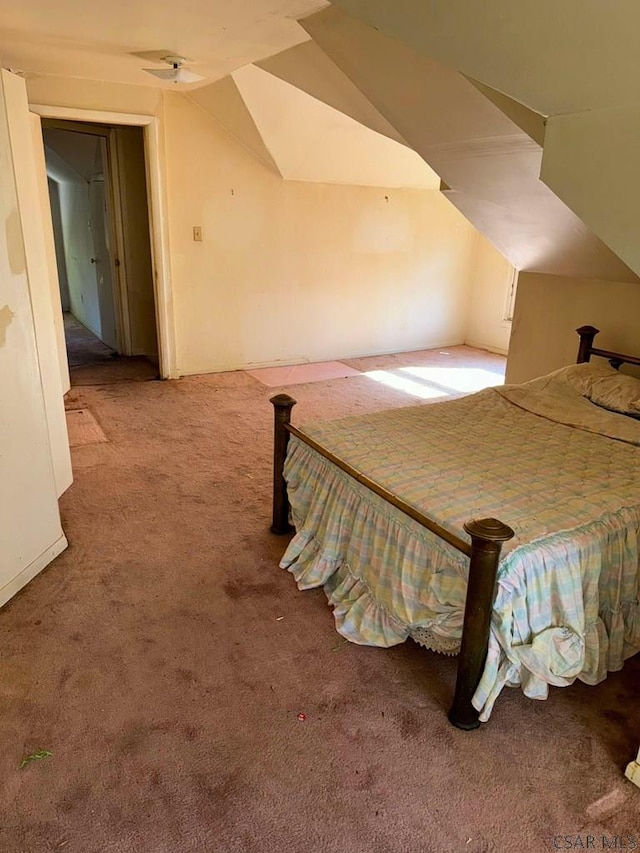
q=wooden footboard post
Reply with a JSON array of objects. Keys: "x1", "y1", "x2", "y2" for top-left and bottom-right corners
[
  {"x1": 270, "y1": 394, "x2": 297, "y2": 535},
  {"x1": 448, "y1": 518, "x2": 514, "y2": 730},
  {"x1": 576, "y1": 325, "x2": 599, "y2": 363}
]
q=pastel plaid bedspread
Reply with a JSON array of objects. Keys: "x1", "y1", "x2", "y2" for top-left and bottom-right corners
[{"x1": 279, "y1": 377, "x2": 640, "y2": 720}]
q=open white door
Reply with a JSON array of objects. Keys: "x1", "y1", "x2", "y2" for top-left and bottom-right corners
[{"x1": 0, "y1": 70, "x2": 68, "y2": 607}]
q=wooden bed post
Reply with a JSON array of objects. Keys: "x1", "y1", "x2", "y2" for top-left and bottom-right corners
[
  {"x1": 576, "y1": 325, "x2": 600, "y2": 363},
  {"x1": 448, "y1": 517, "x2": 514, "y2": 730},
  {"x1": 270, "y1": 394, "x2": 297, "y2": 535}
]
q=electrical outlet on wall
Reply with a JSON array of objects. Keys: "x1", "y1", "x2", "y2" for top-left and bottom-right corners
[{"x1": 193, "y1": 226, "x2": 203, "y2": 242}]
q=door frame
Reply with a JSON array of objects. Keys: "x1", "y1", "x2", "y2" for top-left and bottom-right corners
[
  {"x1": 42, "y1": 120, "x2": 131, "y2": 355},
  {"x1": 30, "y1": 104, "x2": 176, "y2": 378}
]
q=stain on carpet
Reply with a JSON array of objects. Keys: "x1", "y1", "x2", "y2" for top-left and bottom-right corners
[{"x1": 223, "y1": 580, "x2": 279, "y2": 600}]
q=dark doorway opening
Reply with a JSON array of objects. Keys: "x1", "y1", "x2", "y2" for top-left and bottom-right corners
[{"x1": 43, "y1": 119, "x2": 159, "y2": 384}]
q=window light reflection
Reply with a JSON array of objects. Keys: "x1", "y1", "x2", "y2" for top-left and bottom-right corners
[
  {"x1": 400, "y1": 366, "x2": 504, "y2": 393},
  {"x1": 363, "y1": 364, "x2": 505, "y2": 399},
  {"x1": 364, "y1": 370, "x2": 447, "y2": 399}
]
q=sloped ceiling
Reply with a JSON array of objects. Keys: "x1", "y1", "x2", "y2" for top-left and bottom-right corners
[
  {"x1": 466, "y1": 80, "x2": 546, "y2": 147},
  {"x1": 228, "y1": 65, "x2": 439, "y2": 188},
  {"x1": 187, "y1": 77, "x2": 282, "y2": 176},
  {"x1": 328, "y1": 0, "x2": 640, "y2": 117},
  {"x1": 256, "y1": 41, "x2": 406, "y2": 147},
  {"x1": 299, "y1": 6, "x2": 638, "y2": 282},
  {"x1": 321, "y1": 2, "x2": 640, "y2": 278}
]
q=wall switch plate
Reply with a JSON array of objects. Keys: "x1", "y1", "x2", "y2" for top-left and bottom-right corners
[{"x1": 193, "y1": 226, "x2": 203, "y2": 242}]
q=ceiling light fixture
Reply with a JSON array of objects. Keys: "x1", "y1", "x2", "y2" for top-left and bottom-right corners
[{"x1": 142, "y1": 55, "x2": 205, "y2": 84}]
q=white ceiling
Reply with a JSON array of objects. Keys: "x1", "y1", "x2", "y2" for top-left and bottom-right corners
[{"x1": 0, "y1": 0, "x2": 329, "y2": 88}]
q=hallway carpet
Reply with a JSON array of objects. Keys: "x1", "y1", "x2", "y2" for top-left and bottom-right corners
[
  {"x1": 0, "y1": 347, "x2": 638, "y2": 853},
  {"x1": 63, "y1": 312, "x2": 115, "y2": 368},
  {"x1": 63, "y1": 312, "x2": 158, "y2": 385}
]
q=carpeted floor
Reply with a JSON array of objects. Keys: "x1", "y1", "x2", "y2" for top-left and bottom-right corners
[{"x1": 0, "y1": 346, "x2": 638, "y2": 853}]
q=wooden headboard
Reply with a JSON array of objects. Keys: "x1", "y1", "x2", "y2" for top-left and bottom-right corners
[{"x1": 576, "y1": 326, "x2": 640, "y2": 371}]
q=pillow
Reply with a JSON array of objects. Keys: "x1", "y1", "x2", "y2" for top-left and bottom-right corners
[
  {"x1": 517, "y1": 362, "x2": 640, "y2": 416},
  {"x1": 587, "y1": 371, "x2": 640, "y2": 416},
  {"x1": 537, "y1": 362, "x2": 618, "y2": 396}
]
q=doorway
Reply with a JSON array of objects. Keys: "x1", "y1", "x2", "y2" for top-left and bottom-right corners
[{"x1": 42, "y1": 119, "x2": 159, "y2": 382}]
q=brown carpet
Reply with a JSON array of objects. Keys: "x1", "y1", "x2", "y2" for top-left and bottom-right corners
[
  {"x1": 68, "y1": 356, "x2": 158, "y2": 386},
  {"x1": 0, "y1": 348, "x2": 638, "y2": 853}
]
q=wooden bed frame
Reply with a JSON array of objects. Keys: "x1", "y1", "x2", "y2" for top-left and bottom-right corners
[{"x1": 269, "y1": 326, "x2": 635, "y2": 729}]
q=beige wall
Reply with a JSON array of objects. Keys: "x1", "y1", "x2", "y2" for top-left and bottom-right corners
[
  {"x1": 506, "y1": 272, "x2": 640, "y2": 384},
  {"x1": 163, "y1": 92, "x2": 479, "y2": 374},
  {"x1": 464, "y1": 234, "x2": 513, "y2": 355},
  {"x1": 27, "y1": 76, "x2": 162, "y2": 117},
  {"x1": 0, "y1": 70, "x2": 67, "y2": 607},
  {"x1": 27, "y1": 74, "x2": 512, "y2": 377}
]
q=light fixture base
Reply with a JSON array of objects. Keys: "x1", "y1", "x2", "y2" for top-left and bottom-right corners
[{"x1": 142, "y1": 55, "x2": 205, "y2": 84}]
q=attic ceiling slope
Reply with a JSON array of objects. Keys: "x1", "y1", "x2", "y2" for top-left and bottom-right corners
[
  {"x1": 256, "y1": 41, "x2": 407, "y2": 147},
  {"x1": 541, "y1": 106, "x2": 640, "y2": 281},
  {"x1": 187, "y1": 77, "x2": 281, "y2": 176},
  {"x1": 328, "y1": 0, "x2": 640, "y2": 117},
  {"x1": 301, "y1": 6, "x2": 639, "y2": 282},
  {"x1": 321, "y1": 2, "x2": 640, "y2": 279},
  {"x1": 230, "y1": 64, "x2": 440, "y2": 188},
  {"x1": 466, "y1": 80, "x2": 546, "y2": 148}
]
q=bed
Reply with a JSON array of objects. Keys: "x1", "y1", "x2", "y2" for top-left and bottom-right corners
[{"x1": 269, "y1": 327, "x2": 640, "y2": 728}]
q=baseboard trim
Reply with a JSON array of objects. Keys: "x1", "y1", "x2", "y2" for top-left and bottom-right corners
[
  {"x1": 0, "y1": 533, "x2": 68, "y2": 610},
  {"x1": 175, "y1": 340, "x2": 469, "y2": 378},
  {"x1": 463, "y1": 339, "x2": 509, "y2": 357}
]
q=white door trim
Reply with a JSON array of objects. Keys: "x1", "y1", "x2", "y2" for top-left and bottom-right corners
[{"x1": 30, "y1": 103, "x2": 176, "y2": 379}]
